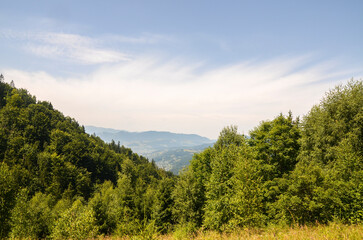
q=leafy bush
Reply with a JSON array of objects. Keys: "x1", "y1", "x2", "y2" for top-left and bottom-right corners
[
  {"x1": 0, "y1": 162, "x2": 17, "y2": 238},
  {"x1": 10, "y1": 191, "x2": 53, "y2": 239},
  {"x1": 51, "y1": 199, "x2": 99, "y2": 240}
]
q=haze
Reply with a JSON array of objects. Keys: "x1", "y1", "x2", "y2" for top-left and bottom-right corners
[{"x1": 1, "y1": 0, "x2": 362, "y2": 139}]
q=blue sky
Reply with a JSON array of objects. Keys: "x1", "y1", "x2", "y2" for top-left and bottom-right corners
[{"x1": 0, "y1": 1, "x2": 362, "y2": 138}]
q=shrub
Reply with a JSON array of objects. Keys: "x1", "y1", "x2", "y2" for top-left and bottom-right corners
[{"x1": 51, "y1": 199, "x2": 99, "y2": 240}]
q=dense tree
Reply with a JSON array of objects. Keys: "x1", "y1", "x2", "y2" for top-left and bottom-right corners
[
  {"x1": 0, "y1": 79, "x2": 173, "y2": 238},
  {"x1": 172, "y1": 147, "x2": 213, "y2": 229},
  {"x1": 10, "y1": 191, "x2": 53, "y2": 239},
  {"x1": 273, "y1": 80, "x2": 363, "y2": 224},
  {"x1": 214, "y1": 125, "x2": 245, "y2": 149},
  {"x1": 174, "y1": 127, "x2": 267, "y2": 231},
  {"x1": 152, "y1": 177, "x2": 175, "y2": 232},
  {"x1": 0, "y1": 163, "x2": 17, "y2": 238},
  {"x1": 0, "y1": 76, "x2": 362, "y2": 238},
  {"x1": 203, "y1": 143, "x2": 264, "y2": 230},
  {"x1": 51, "y1": 199, "x2": 99, "y2": 240},
  {"x1": 249, "y1": 112, "x2": 301, "y2": 178}
]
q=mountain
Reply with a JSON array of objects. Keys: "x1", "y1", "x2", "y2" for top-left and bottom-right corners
[
  {"x1": 146, "y1": 143, "x2": 213, "y2": 174},
  {"x1": 84, "y1": 126, "x2": 214, "y2": 155},
  {"x1": 84, "y1": 126, "x2": 215, "y2": 173}
]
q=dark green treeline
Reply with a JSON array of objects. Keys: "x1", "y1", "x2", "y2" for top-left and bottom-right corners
[{"x1": 0, "y1": 78, "x2": 362, "y2": 239}]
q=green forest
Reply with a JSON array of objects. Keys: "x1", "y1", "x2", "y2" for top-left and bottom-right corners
[{"x1": 0, "y1": 78, "x2": 362, "y2": 239}]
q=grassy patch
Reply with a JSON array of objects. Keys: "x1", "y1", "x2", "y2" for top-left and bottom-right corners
[{"x1": 148, "y1": 223, "x2": 362, "y2": 240}]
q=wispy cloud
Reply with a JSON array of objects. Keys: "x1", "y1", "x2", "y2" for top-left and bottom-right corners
[
  {"x1": 105, "y1": 33, "x2": 175, "y2": 44},
  {"x1": 28, "y1": 32, "x2": 130, "y2": 64},
  {"x1": 2, "y1": 54, "x2": 359, "y2": 139},
  {"x1": 1, "y1": 30, "x2": 178, "y2": 65},
  {"x1": 1, "y1": 30, "x2": 130, "y2": 64}
]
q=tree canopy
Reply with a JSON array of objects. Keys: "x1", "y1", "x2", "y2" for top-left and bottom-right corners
[{"x1": 0, "y1": 78, "x2": 362, "y2": 238}]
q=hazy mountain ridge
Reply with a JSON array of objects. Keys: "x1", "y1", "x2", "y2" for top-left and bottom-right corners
[
  {"x1": 145, "y1": 143, "x2": 214, "y2": 174},
  {"x1": 85, "y1": 126, "x2": 215, "y2": 173},
  {"x1": 85, "y1": 126, "x2": 214, "y2": 152}
]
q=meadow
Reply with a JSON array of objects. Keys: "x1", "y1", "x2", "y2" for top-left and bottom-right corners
[{"x1": 101, "y1": 223, "x2": 363, "y2": 240}]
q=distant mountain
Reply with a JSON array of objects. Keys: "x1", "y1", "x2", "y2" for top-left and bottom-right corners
[
  {"x1": 85, "y1": 126, "x2": 214, "y2": 154},
  {"x1": 85, "y1": 126, "x2": 215, "y2": 173},
  {"x1": 146, "y1": 143, "x2": 213, "y2": 174}
]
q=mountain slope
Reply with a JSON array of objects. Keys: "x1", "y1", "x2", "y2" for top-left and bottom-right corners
[{"x1": 0, "y1": 80, "x2": 174, "y2": 238}]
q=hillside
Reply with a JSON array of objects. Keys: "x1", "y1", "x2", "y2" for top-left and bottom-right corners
[
  {"x1": 0, "y1": 78, "x2": 362, "y2": 239},
  {"x1": 0, "y1": 80, "x2": 174, "y2": 239}
]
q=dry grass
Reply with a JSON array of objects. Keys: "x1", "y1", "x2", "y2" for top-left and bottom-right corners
[{"x1": 100, "y1": 223, "x2": 363, "y2": 240}]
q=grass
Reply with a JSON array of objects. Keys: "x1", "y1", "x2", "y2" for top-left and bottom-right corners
[{"x1": 101, "y1": 222, "x2": 363, "y2": 240}]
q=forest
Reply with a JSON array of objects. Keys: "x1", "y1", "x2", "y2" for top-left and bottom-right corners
[{"x1": 0, "y1": 77, "x2": 362, "y2": 239}]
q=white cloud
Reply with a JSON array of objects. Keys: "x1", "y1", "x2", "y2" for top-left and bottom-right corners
[
  {"x1": 29, "y1": 32, "x2": 130, "y2": 64},
  {"x1": 3, "y1": 54, "x2": 359, "y2": 139},
  {"x1": 105, "y1": 33, "x2": 174, "y2": 44},
  {"x1": 1, "y1": 30, "x2": 130, "y2": 64}
]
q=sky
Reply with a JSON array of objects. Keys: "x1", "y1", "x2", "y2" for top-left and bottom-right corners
[{"x1": 0, "y1": 0, "x2": 362, "y2": 139}]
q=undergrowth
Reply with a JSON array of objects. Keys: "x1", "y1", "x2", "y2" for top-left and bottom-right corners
[{"x1": 97, "y1": 222, "x2": 363, "y2": 240}]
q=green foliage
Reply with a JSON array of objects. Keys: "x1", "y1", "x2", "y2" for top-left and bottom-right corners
[
  {"x1": 174, "y1": 127, "x2": 267, "y2": 232},
  {"x1": 172, "y1": 147, "x2": 214, "y2": 228},
  {"x1": 0, "y1": 79, "x2": 173, "y2": 238},
  {"x1": 228, "y1": 147, "x2": 266, "y2": 228},
  {"x1": 273, "y1": 80, "x2": 363, "y2": 225},
  {"x1": 214, "y1": 125, "x2": 245, "y2": 150},
  {"x1": 203, "y1": 143, "x2": 265, "y2": 231},
  {"x1": 203, "y1": 145, "x2": 239, "y2": 230},
  {"x1": 10, "y1": 191, "x2": 53, "y2": 239},
  {"x1": 0, "y1": 162, "x2": 17, "y2": 238},
  {"x1": 152, "y1": 177, "x2": 175, "y2": 232},
  {"x1": 172, "y1": 222, "x2": 197, "y2": 240},
  {"x1": 89, "y1": 181, "x2": 120, "y2": 234},
  {"x1": 299, "y1": 80, "x2": 362, "y2": 165},
  {"x1": 51, "y1": 199, "x2": 99, "y2": 240},
  {"x1": 0, "y1": 78, "x2": 13, "y2": 108},
  {"x1": 0, "y1": 77, "x2": 362, "y2": 238},
  {"x1": 172, "y1": 169, "x2": 202, "y2": 230},
  {"x1": 249, "y1": 112, "x2": 301, "y2": 178}
]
